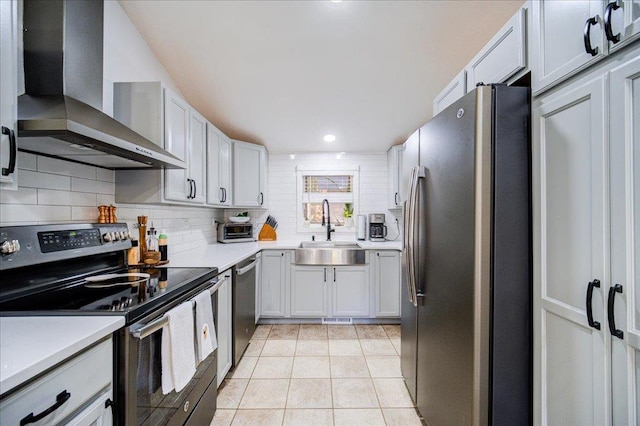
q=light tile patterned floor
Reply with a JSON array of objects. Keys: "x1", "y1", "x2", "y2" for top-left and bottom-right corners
[{"x1": 211, "y1": 324, "x2": 423, "y2": 426}]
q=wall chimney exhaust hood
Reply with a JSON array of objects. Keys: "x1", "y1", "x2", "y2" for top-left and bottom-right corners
[{"x1": 18, "y1": 0, "x2": 185, "y2": 170}]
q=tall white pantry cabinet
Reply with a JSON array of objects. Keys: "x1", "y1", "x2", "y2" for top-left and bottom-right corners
[{"x1": 532, "y1": 44, "x2": 640, "y2": 425}]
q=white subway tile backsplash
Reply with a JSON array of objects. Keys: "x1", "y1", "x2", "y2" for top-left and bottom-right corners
[
  {"x1": 96, "y1": 168, "x2": 115, "y2": 183},
  {"x1": 96, "y1": 194, "x2": 116, "y2": 206},
  {"x1": 71, "y1": 206, "x2": 100, "y2": 221},
  {"x1": 17, "y1": 152, "x2": 37, "y2": 171},
  {"x1": 0, "y1": 187, "x2": 37, "y2": 205},
  {"x1": 0, "y1": 204, "x2": 71, "y2": 222},
  {"x1": 37, "y1": 156, "x2": 97, "y2": 180},
  {"x1": 19, "y1": 170, "x2": 71, "y2": 190},
  {"x1": 38, "y1": 189, "x2": 97, "y2": 207},
  {"x1": 71, "y1": 177, "x2": 115, "y2": 195}
]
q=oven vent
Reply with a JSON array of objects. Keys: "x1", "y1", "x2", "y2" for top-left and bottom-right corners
[{"x1": 321, "y1": 317, "x2": 353, "y2": 325}]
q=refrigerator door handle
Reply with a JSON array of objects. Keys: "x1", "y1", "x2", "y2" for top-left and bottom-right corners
[
  {"x1": 411, "y1": 166, "x2": 427, "y2": 302},
  {"x1": 405, "y1": 166, "x2": 426, "y2": 307}
]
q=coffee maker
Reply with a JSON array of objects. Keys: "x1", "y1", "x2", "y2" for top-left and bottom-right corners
[{"x1": 368, "y1": 213, "x2": 387, "y2": 241}]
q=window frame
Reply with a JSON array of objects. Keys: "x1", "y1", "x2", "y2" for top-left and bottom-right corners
[{"x1": 296, "y1": 168, "x2": 360, "y2": 234}]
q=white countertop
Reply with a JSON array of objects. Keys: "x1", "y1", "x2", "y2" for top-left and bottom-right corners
[
  {"x1": 0, "y1": 315, "x2": 125, "y2": 395},
  {"x1": 169, "y1": 240, "x2": 402, "y2": 271}
]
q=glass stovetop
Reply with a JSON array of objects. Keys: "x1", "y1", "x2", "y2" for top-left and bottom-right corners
[{"x1": 0, "y1": 266, "x2": 218, "y2": 323}]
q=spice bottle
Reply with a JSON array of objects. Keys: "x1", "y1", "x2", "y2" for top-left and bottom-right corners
[
  {"x1": 159, "y1": 230, "x2": 168, "y2": 261},
  {"x1": 147, "y1": 224, "x2": 159, "y2": 252}
]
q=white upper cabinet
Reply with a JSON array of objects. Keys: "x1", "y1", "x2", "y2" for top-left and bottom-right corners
[
  {"x1": 605, "y1": 0, "x2": 640, "y2": 52},
  {"x1": 0, "y1": 0, "x2": 18, "y2": 190},
  {"x1": 609, "y1": 53, "x2": 640, "y2": 426},
  {"x1": 387, "y1": 145, "x2": 403, "y2": 209},
  {"x1": 187, "y1": 109, "x2": 206, "y2": 204},
  {"x1": 530, "y1": 1, "x2": 606, "y2": 94},
  {"x1": 233, "y1": 140, "x2": 267, "y2": 208},
  {"x1": 206, "y1": 124, "x2": 232, "y2": 206},
  {"x1": 464, "y1": 6, "x2": 528, "y2": 91},
  {"x1": 113, "y1": 82, "x2": 205, "y2": 205},
  {"x1": 433, "y1": 71, "x2": 466, "y2": 116}
]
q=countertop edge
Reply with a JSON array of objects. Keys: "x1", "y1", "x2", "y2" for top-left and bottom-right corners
[{"x1": 0, "y1": 316, "x2": 125, "y2": 396}]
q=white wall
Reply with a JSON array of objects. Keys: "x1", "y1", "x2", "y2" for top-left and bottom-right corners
[
  {"x1": 102, "y1": 1, "x2": 182, "y2": 116},
  {"x1": 223, "y1": 152, "x2": 401, "y2": 241}
]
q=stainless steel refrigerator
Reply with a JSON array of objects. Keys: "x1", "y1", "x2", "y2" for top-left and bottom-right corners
[{"x1": 400, "y1": 84, "x2": 531, "y2": 425}]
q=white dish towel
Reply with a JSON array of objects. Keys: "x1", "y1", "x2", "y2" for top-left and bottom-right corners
[
  {"x1": 194, "y1": 289, "x2": 217, "y2": 363},
  {"x1": 161, "y1": 301, "x2": 196, "y2": 394}
]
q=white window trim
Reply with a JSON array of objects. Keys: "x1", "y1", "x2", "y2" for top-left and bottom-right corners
[{"x1": 296, "y1": 168, "x2": 360, "y2": 234}]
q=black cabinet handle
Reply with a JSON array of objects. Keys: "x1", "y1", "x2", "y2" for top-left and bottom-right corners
[
  {"x1": 1, "y1": 126, "x2": 16, "y2": 177},
  {"x1": 586, "y1": 279, "x2": 601, "y2": 330},
  {"x1": 20, "y1": 390, "x2": 71, "y2": 425},
  {"x1": 333, "y1": 267, "x2": 336, "y2": 282},
  {"x1": 604, "y1": 2, "x2": 621, "y2": 43},
  {"x1": 259, "y1": 192, "x2": 264, "y2": 205},
  {"x1": 220, "y1": 187, "x2": 226, "y2": 203},
  {"x1": 607, "y1": 284, "x2": 624, "y2": 339},
  {"x1": 193, "y1": 179, "x2": 197, "y2": 199},
  {"x1": 583, "y1": 16, "x2": 600, "y2": 56},
  {"x1": 394, "y1": 192, "x2": 399, "y2": 206},
  {"x1": 324, "y1": 267, "x2": 326, "y2": 282}
]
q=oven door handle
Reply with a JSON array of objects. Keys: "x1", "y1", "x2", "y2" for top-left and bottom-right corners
[{"x1": 131, "y1": 278, "x2": 221, "y2": 340}]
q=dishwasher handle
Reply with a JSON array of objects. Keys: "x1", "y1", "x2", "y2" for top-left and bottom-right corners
[{"x1": 236, "y1": 258, "x2": 258, "y2": 276}]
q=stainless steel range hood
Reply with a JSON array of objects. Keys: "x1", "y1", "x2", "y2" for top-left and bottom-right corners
[{"x1": 18, "y1": 0, "x2": 185, "y2": 170}]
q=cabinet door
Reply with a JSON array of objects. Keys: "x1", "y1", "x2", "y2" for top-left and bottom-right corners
[
  {"x1": 373, "y1": 251, "x2": 401, "y2": 317},
  {"x1": 0, "y1": 0, "x2": 18, "y2": 190},
  {"x1": 206, "y1": 124, "x2": 223, "y2": 205},
  {"x1": 220, "y1": 136, "x2": 232, "y2": 206},
  {"x1": 531, "y1": 1, "x2": 605, "y2": 94},
  {"x1": 607, "y1": 0, "x2": 640, "y2": 51},
  {"x1": 261, "y1": 251, "x2": 287, "y2": 317},
  {"x1": 432, "y1": 71, "x2": 466, "y2": 116},
  {"x1": 164, "y1": 89, "x2": 190, "y2": 201},
  {"x1": 290, "y1": 266, "x2": 328, "y2": 317},
  {"x1": 609, "y1": 54, "x2": 640, "y2": 425},
  {"x1": 401, "y1": 130, "x2": 419, "y2": 204},
  {"x1": 332, "y1": 266, "x2": 370, "y2": 317},
  {"x1": 233, "y1": 141, "x2": 263, "y2": 207},
  {"x1": 533, "y1": 75, "x2": 608, "y2": 425},
  {"x1": 217, "y1": 272, "x2": 233, "y2": 386},
  {"x1": 465, "y1": 7, "x2": 526, "y2": 90},
  {"x1": 387, "y1": 146, "x2": 403, "y2": 209},
  {"x1": 188, "y1": 110, "x2": 206, "y2": 204}
]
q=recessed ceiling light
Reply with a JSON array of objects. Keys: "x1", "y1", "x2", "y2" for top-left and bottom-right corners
[
  {"x1": 289, "y1": 154, "x2": 296, "y2": 160},
  {"x1": 330, "y1": 0, "x2": 342, "y2": 3},
  {"x1": 323, "y1": 134, "x2": 336, "y2": 143}
]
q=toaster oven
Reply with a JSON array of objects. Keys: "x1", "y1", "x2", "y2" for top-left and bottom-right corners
[{"x1": 217, "y1": 223, "x2": 254, "y2": 243}]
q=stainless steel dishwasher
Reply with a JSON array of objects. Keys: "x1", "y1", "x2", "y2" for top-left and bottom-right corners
[{"x1": 233, "y1": 257, "x2": 258, "y2": 365}]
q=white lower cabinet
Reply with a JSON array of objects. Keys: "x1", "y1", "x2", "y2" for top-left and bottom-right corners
[
  {"x1": 0, "y1": 339, "x2": 113, "y2": 425},
  {"x1": 372, "y1": 251, "x2": 401, "y2": 317},
  {"x1": 290, "y1": 266, "x2": 329, "y2": 317},
  {"x1": 260, "y1": 251, "x2": 289, "y2": 318},
  {"x1": 331, "y1": 266, "x2": 370, "y2": 317},
  {"x1": 216, "y1": 270, "x2": 233, "y2": 386}
]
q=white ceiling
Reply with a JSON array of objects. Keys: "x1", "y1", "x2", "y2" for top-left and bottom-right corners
[{"x1": 119, "y1": 0, "x2": 524, "y2": 153}]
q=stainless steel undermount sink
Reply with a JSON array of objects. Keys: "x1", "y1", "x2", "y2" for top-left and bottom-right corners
[{"x1": 295, "y1": 242, "x2": 366, "y2": 265}]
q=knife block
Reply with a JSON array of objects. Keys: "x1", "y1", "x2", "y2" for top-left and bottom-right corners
[{"x1": 258, "y1": 224, "x2": 277, "y2": 241}]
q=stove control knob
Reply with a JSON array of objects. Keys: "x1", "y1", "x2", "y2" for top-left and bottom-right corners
[
  {"x1": 112, "y1": 232, "x2": 121, "y2": 241},
  {"x1": 1, "y1": 239, "x2": 20, "y2": 254},
  {"x1": 103, "y1": 233, "x2": 113, "y2": 242},
  {"x1": 120, "y1": 296, "x2": 131, "y2": 307},
  {"x1": 120, "y1": 231, "x2": 128, "y2": 240}
]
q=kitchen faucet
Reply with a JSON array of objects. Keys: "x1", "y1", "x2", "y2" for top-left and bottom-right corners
[{"x1": 321, "y1": 199, "x2": 335, "y2": 241}]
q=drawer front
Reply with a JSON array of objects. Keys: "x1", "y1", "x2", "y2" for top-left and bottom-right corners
[{"x1": 0, "y1": 339, "x2": 112, "y2": 425}]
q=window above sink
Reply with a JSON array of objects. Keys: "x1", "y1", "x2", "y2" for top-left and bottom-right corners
[{"x1": 296, "y1": 169, "x2": 360, "y2": 233}]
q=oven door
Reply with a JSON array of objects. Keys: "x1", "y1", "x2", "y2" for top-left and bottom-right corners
[{"x1": 117, "y1": 282, "x2": 220, "y2": 426}]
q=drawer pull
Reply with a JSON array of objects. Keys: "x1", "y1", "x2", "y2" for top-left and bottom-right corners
[{"x1": 20, "y1": 390, "x2": 71, "y2": 425}]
